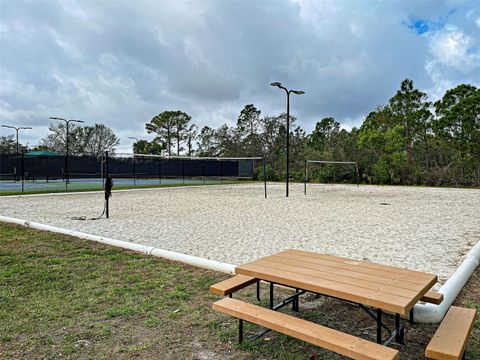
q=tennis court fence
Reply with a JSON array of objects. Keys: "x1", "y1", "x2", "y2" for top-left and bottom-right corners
[{"x1": 0, "y1": 152, "x2": 265, "y2": 194}]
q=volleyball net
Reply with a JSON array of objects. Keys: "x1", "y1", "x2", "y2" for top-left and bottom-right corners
[{"x1": 0, "y1": 151, "x2": 267, "y2": 196}]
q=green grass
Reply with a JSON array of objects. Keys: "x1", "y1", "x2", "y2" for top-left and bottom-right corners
[
  {"x1": 0, "y1": 222, "x2": 332, "y2": 359},
  {"x1": 0, "y1": 221, "x2": 478, "y2": 359}
]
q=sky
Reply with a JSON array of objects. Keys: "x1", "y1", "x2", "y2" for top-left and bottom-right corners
[{"x1": 1, "y1": 0, "x2": 479, "y2": 153}]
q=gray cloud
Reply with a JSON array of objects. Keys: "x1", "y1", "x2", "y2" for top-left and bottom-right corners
[{"x1": 1, "y1": 0, "x2": 479, "y2": 152}]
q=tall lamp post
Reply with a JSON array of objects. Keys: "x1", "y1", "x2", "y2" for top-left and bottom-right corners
[
  {"x1": 270, "y1": 82, "x2": 305, "y2": 197},
  {"x1": 49, "y1": 117, "x2": 84, "y2": 186},
  {"x1": 1, "y1": 125, "x2": 32, "y2": 154},
  {"x1": 127, "y1": 136, "x2": 139, "y2": 152}
]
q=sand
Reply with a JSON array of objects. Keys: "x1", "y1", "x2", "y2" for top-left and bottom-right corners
[{"x1": 1, "y1": 183, "x2": 479, "y2": 284}]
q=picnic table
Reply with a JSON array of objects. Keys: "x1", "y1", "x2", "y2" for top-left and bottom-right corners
[
  {"x1": 211, "y1": 250, "x2": 480, "y2": 359},
  {"x1": 235, "y1": 249, "x2": 438, "y2": 345}
]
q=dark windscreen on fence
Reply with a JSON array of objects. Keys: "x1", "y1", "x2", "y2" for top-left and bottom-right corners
[
  {"x1": 109, "y1": 156, "x2": 243, "y2": 178},
  {"x1": 0, "y1": 154, "x2": 17, "y2": 181},
  {"x1": 0, "y1": 152, "x2": 259, "y2": 194}
]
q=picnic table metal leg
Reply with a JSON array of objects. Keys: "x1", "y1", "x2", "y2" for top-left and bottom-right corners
[
  {"x1": 239, "y1": 319, "x2": 244, "y2": 343},
  {"x1": 409, "y1": 308, "x2": 415, "y2": 323},
  {"x1": 292, "y1": 289, "x2": 296, "y2": 311},
  {"x1": 251, "y1": 289, "x2": 306, "y2": 342},
  {"x1": 395, "y1": 313, "x2": 404, "y2": 343},
  {"x1": 269, "y1": 282, "x2": 274, "y2": 309},
  {"x1": 256, "y1": 280, "x2": 260, "y2": 301},
  {"x1": 292, "y1": 288, "x2": 299, "y2": 312},
  {"x1": 377, "y1": 308, "x2": 382, "y2": 344}
]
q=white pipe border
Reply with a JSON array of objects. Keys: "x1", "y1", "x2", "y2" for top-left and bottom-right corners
[
  {"x1": 0, "y1": 215, "x2": 235, "y2": 274},
  {"x1": 1, "y1": 214, "x2": 478, "y2": 323},
  {"x1": 413, "y1": 239, "x2": 480, "y2": 323}
]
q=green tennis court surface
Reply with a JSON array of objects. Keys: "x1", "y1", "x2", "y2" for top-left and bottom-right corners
[{"x1": 0, "y1": 178, "x2": 224, "y2": 194}]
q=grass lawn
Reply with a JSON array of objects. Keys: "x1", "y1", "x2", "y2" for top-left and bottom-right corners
[{"x1": 0, "y1": 222, "x2": 478, "y2": 359}]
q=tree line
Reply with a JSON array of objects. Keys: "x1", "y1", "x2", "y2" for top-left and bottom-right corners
[
  {"x1": 136, "y1": 79, "x2": 479, "y2": 187},
  {"x1": 0, "y1": 123, "x2": 120, "y2": 158},
  {"x1": 1, "y1": 79, "x2": 478, "y2": 186}
]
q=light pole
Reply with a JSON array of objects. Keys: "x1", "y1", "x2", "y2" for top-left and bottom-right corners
[
  {"x1": 270, "y1": 82, "x2": 305, "y2": 197},
  {"x1": 127, "y1": 136, "x2": 139, "y2": 153},
  {"x1": 1, "y1": 125, "x2": 32, "y2": 154},
  {"x1": 49, "y1": 117, "x2": 84, "y2": 186}
]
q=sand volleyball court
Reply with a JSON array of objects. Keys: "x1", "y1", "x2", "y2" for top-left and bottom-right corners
[{"x1": 1, "y1": 183, "x2": 479, "y2": 284}]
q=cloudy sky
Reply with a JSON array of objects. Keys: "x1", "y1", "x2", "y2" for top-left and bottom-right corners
[{"x1": 1, "y1": 0, "x2": 479, "y2": 152}]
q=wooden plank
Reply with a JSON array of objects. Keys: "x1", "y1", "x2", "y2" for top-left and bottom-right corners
[
  {"x1": 252, "y1": 257, "x2": 437, "y2": 315},
  {"x1": 275, "y1": 251, "x2": 434, "y2": 287},
  {"x1": 237, "y1": 263, "x2": 411, "y2": 314},
  {"x1": 425, "y1": 306, "x2": 477, "y2": 360},
  {"x1": 286, "y1": 249, "x2": 407, "y2": 274},
  {"x1": 236, "y1": 250, "x2": 438, "y2": 315},
  {"x1": 258, "y1": 255, "x2": 429, "y2": 293},
  {"x1": 252, "y1": 258, "x2": 419, "y2": 299},
  {"x1": 213, "y1": 298, "x2": 399, "y2": 360},
  {"x1": 286, "y1": 249, "x2": 436, "y2": 283},
  {"x1": 210, "y1": 275, "x2": 257, "y2": 296},
  {"x1": 266, "y1": 252, "x2": 405, "y2": 281},
  {"x1": 420, "y1": 291, "x2": 444, "y2": 305},
  {"x1": 284, "y1": 250, "x2": 437, "y2": 284},
  {"x1": 286, "y1": 249, "x2": 421, "y2": 275},
  {"x1": 403, "y1": 275, "x2": 439, "y2": 314}
]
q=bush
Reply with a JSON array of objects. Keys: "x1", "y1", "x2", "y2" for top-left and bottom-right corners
[{"x1": 372, "y1": 159, "x2": 390, "y2": 184}]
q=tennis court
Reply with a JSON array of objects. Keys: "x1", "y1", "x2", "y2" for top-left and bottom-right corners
[{"x1": 0, "y1": 177, "x2": 226, "y2": 193}]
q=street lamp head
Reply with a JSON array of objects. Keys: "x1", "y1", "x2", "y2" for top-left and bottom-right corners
[
  {"x1": 291, "y1": 90, "x2": 305, "y2": 95},
  {"x1": 270, "y1": 82, "x2": 282, "y2": 88},
  {"x1": 50, "y1": 117, "x2": 83, "y2": 124},
  {"x1": 19, "y1": 127, "x2": 33, "y2": 130}
]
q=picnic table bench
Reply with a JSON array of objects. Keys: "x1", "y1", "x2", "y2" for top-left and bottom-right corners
[
  {"x1": 425, "y1": 306, "x2": 477, "y2": 360},
  {"x1": 214, "y1": 297, "x2": 399, "y2": 360},
  {"x1": 210, "y1": 274, "x2": 259, "y2": 299},
  {"x1": 211, "y1": 249, "x2": 454, "y2": 359}
]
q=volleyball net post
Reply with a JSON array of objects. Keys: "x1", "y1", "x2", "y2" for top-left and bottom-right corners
[
  {"x1": 304, "y1": 160, "x2": 359, "y2": 195},
  {"x1": 304, "y1": 160, "x2": 307, "y2": 195},
  {"x1": 21, "y1": 150, "x2": 24, "y2": 193},
  {"x1": 104, "y1": 150, "x2": 110, "y2": 219},
  {"x1": 133, "y1": 155, "x2": 136, "y2": 186},
  {"x1": 263, "y1": 157, "x2": 267, "y2": 199},
  {"x1": 355, "y1": 162, "x2": 359, "y2": 188}
]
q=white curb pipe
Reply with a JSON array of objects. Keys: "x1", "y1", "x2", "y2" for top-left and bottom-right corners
[
  {"x1": 413, "y1": 239, "x2": 480, "y2": 323},
  {"x1": 0, "y1": 215, "x2": 235, "y2": 274},
  {"x1": 1, "y1": 215, "x2": 478, "y2": 324}
]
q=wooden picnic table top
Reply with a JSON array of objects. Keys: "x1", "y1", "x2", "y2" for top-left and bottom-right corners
[{"x1": 235, "y1": 249, "x2": 437, "y2": 316}]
